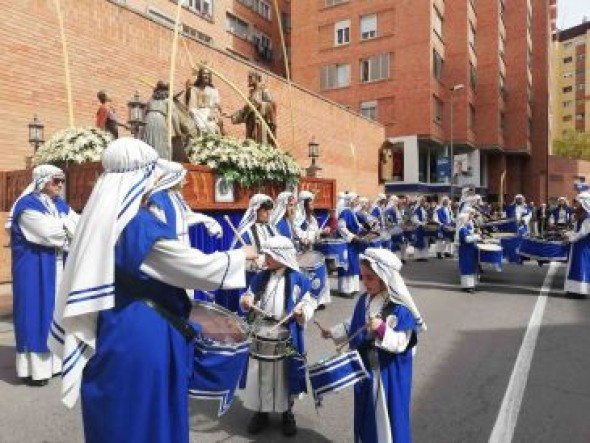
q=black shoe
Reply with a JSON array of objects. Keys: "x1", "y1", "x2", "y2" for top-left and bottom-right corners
[
  {"x1": 282, "y1": 411, "x2": 297, "y2": 437},
  {"x1": 462, "y1": 288, "x2": 475, "y2": 294},
  {"x1": 478, "y1": 265, "x2": 484, "y2": 274},
  {"x1": 416, "y1": 258, "x2": 428, "y2": 262},
  {"x1": 247, "y1": 412, "x2": 269, "y2": 435},
  {"x1": 401, "y1": 259, "x2": 407, "y2": 264},
  {"x1": 437, "y1": 253, "x2": 443, "y2": 259},
  {"x1": 565, "y1": 291, "x2": 586, "y2": 299},
  {"x1": 444, "y1": 253, "x2": 453, "y2": 258},
  {"x1": 316, "y1": 304, "x2": 326, "y2": 311},
  {"x1": 27, "y1": 378, "x2": 49, "y2": 387}
]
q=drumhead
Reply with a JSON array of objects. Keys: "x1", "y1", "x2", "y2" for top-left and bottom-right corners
[
  {"x1": 318, "y1": 238, "x2": 347, "y2": 245},
  {"x1": 189, "y1": 301, "x2": 248, "y2": 344},
  {"x1": 297, "y1": 251, "x2": 325, "y2": 269},
  {"x1": 477, "y1": 243, "x2": 502, "y2": 252}
]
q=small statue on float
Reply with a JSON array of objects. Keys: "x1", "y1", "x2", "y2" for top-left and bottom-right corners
[
  {"x1": 231, "y1": 71, "x2": 277, "y2": 146},
  {"x1": 185, "y1": 66, "x2": 224, "y2": 135}
]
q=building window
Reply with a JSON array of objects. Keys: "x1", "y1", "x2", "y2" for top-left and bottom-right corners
[
  {"x1": 563, "y1": 56, "x2": 573, "y2": 63},
  {"x1": 182, "y1": 23, "x2": 212, "y2": 44},
  {"x1": 281, "y1": 12, "x2": 291, "y2": 32},
  {"x1": 563, "y1": 72, "x2": 573, "y2": 78},
  {"x1": 578, "y1": 54, "x2": 586, "y2": 62},
  {"x1": 563, "y1": 115, "x2": 573, "y2": 122},
  {"x1": 325, "y1": 0, "x2": 346, "y2": 7},
  {"x1": 360, "y1": 14, "x2": 377, "y2": 40},
  {"x1": 185, "y1": 0, "x2": 213, "y2": 18},
  {"x1": 252, "y1": 30, "x2": 273, "y2": 61},
  {"x1": 469, "y1": 103, "x2": 476, "y2": 129},
  {"x1": 335, "y1": 20, "x2": 350, "y2": 46},
  {"x1": 468, "y1": 22, "x2": 476, "y2": 50},
  {"x1": 360, "y1": 101, "x2": 377, "y2": 120},
  {"x1": 563, "y1": 86, "x2": 573, "y2": 93},
  {"x1": 576, "y1": 113, "x2": 585, "y2": 121},
  {"x1": 563, "y1": 100, "x2": 573, "y2": 108},
  {"x1": 320, "y1": 64, "x2": 350, "y2": 90},
  {"x1": 226, "y1": 13, "x2": 249, "y2": 39},
  {"x1": 578, "y1": 83, "x2": 586, "y2": 91},
  {"x1": 563, "y1": 42, "x2": 572, "y2": 49},
  {"x1": 576, "y1": 68, "x2": 585, "y2": 75},
  {"x1": 237, "y1": 0, "x2": 271, "y2": 20},
  {"x1": 360, "y1": 53, "x2": 390, "y2": 83},
  {"x1": 147, "y1": 7, "x2": 176, "y2": 26},
  {"x1": 433, "y1": 7, "x2": 443, "y2": 40},
  {"x1": 433, "y1": 95, "x2": 443, "y2": 125},
  {"x1": 433, "y1": 49, "x2": 444, "y2": 80},
  {"x1": 470, "y1": 63, "x2": 477, "y2": 89}
]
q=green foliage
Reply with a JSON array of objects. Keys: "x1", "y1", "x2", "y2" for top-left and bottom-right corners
[{"x1": 553, "y1": 130, "x2": 590, "y2": 160}]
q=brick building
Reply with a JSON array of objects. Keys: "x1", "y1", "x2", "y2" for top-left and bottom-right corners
[
  {"x1": 291, "y1": 0, "x2": 556, "y2": 203},
  {"x1": 0, "y1": 0, "x2": 385, "y2": 196}
]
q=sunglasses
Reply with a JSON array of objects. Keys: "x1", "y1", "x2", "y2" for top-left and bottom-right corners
[{"x1": 52, "y1": 177, "x2": 66, "y2": 185}]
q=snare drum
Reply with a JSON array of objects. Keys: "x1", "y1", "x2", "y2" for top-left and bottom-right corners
[
  {"x1": 423, "y1": 223, "x2": 440, "y2": 237},
  {"x1": 483, "y1": 218, "x2": 516, "y2": 233},
  {"x1": 188, "y1": 301, "x2": 251, "y2": 415},
  {"x1": 308, "y1": 350, "x2": 369, "y2": 402},
  {"x1": 315, "y1": 238, "x2": 348, "y2": 269},
  {"x1": 250, "y1": 320, "x2": 291, "y2": 361},
  {"x1": 477, "y1": 243, "x2": 503, "y2": 271},
  {"x1": 297, "y1": 250, "x2": 328, "y2": 299},
  {"x1": 518, "y1": 237, "x2": 569, "y2": 262}
]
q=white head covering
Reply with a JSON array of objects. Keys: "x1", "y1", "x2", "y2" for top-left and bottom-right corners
[
  {"x1": 296, "y1": 190, "x2": 315, "y2": 226},
  {"x1": 336, "y1": 191, "x2": 347, "y2": 216},
  {"x1": 271, "y1": 191, "x2": 294, "y2": 226},
  {"x1": 461, "y1": 185, "x2": 475, "y2": 201},
  {"x1": 260, "y1": 235, "x2": 300, "y2": 271},
  {"x1": 371, "y1": 193, "x2": 387, "y2": 209},
  {"x1": 557, "y1": 196, "x2": 568, "y2": 205},
  {"x1": 359, "y1": 248, "x2": 426, "y2": 332},
  {"x1": 49, "y1": 138, "x2": 160, "y2": 408},
  {"x1": 386, "y1": 195, "x2": 399, "y2": 209},
  {"x1": 575, "y1": 192, "x2": 590, "y2": 213},
  {"x1": 150, "y1": 160, "x2": 186, "y2": 195},
  {"x1": 233, "y1": 193, "x2": 273, "y2": 247},
  {"x1": 513, "y1": 194, "x2": 526, "y2": 205},
  {"x1": 5, "y1": 164, "x2": 65, "y2": 231},
  {"x1": 356, "y1": 196, "x2": 369, "y2": 212},
  {"x1": 454, "y1": 208, "x2": 475, "y2": 244}
]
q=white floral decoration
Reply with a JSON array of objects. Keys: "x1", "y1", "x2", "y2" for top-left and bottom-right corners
[
  {"x1": 33, "y1": 127, "x2": 113, "y2": 166},
  {"x1": 187, "y1": 133, "x2": 301, "y2": 188}
]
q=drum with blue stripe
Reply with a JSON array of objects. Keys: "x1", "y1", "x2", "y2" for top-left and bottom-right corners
[
  {"x1": 477, "y1": 243, "x2": 503, "y2": 271},
  {"x1": 518, "y1": 237, "x2": 569, "y2": 262},
  {"x1": 308, "y1": 350, "x2": 369, "y2": 402},
  {"x1": 315, "y1": 239, "x2": 348, "y2": 269},
  {"x1": 297, "y1": 251, "x2": 328, "y2": 300}
]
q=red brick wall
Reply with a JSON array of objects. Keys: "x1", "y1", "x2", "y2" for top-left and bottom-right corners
[
  {"x1": 548, "y1": 156, "x2": 590, "y2": 202},
  {"x1": 0, "y1": 0, "x2": 384, "y2": 197}
]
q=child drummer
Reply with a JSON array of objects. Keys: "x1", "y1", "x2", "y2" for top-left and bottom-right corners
[
  {"x1": 240, "y1": 235, "x2": 317, "y2": 437},
  {"x1": 322, "y1": 248, "x2": 425, "y2": 443}
]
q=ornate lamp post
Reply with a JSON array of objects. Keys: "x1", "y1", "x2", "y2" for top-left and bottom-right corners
[
  {"x1": 127, "y1": 91, "x2": 146, "y2": 138},
  {"x1": 306, "y1": 137, "x2": 321, "y2": 178},
  {"x1": 28, "y1": 115, "x2": 45, "y2": 152},
  {"x1": 449, "y1": 83, "x2": 464, "y2": 199}
]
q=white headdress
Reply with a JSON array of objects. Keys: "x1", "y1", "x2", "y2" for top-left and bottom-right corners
[
  {"x1": 454, "y1": 208, "x2": 475, "y2": 245},
  {"x1": 5, "y1": 164, "x2": 65, "y2": 231},
  {"x1": 360, "y1": 248, "x2": 426, "y2": 332},
  {"x1": 296, "y1": 190, "x2": 315, "y2": 226},
  {"x1": 575, "y1": 192, "x2": 590, "y2": 213},
  {"x1": 232, "y1": 194, "x2": 273, "y2": 247},
  {"x1": 371, "y1": 193, "x2": 387, "y2": 210},
  {"x1": 49, "y1": 138, "x2": 160, "y2": 408},
  {"x1": 513, "y1": 194, "x2": 526, "y2": 204},
  {"x1": 271, "y1": 191, "x2": 294, "y2": 226},
  {"x1": 386, "y1": 195, "x2": 399, "y2": 209},
  {"x1": 260, "y1": 235, "x2": 300, "y2": 271},
  {"x1": 150, "y1": 160, "x2": 186, "y2": 195}
]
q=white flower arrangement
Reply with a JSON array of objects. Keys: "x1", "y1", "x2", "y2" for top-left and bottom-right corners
[
  {"x1": 187, "y1": 133, "x2": 301, "y2": 188},
  {"x1": 33, "y1": 127, "x2": 113, "y2": 166}
]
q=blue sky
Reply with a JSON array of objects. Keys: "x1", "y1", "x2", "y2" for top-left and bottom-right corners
[{"x1": 558, "y1": 0, "x2": 590, "y2": 29}]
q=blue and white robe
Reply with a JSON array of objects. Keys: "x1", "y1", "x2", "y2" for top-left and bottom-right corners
[
  {"x1": 506, "y1": 204, "x2": 532, "y2": 235},
  {"x1": 275, "y1": 217, "x2": 296, "y2": 242},
  {"x1": 338, "y1": 207, "x2": 363, "y2": 294},
  {"x1": 411, "y1": 207, "x2": 429, "y2": 259},
  {"x1": 241, "y1": 268, "x2": 315, "y2": 412},
  {"x1": 564, "y1": 217, "x2": 590, "y2": 295},
  {"x1": 148, "y1": 190, "x2": 189, "y2": 246},
  {"x1": 386, "y1": 207, "x2": 406, "y2": 256},
  {"x1": 458, "y1": 222, "x2": 480, "y2": 289},
  {"x1": 11, "y1": 193, "x2": 77, "y2": 381},
  {"x1": 434, "y1": 206, "x2": 454, "y2": 255},
  {"x1": 81, "y1": 208, "x2": 245, "y2": 443},
  {"x1": 331, "y1": 293, "x2": 417, "y2": 443},
  {"x1": 549, "y1": 207, "x2": 572, "y2": 227}
]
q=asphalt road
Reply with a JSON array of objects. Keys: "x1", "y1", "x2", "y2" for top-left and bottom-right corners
[{"x1": 0, "y1": 256, "x2": 589, "y2": 443}]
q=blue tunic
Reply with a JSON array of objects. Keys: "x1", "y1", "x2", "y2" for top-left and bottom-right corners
[
  {"x1": 565, "y1": 218, "x2": 590, "y2": 294},
  {"x1": 458, "y1": 224, "x2": 478, "y2": 278},
  {"x1": 550, "y1": 207, "x2": 572, "y2": 225},
  {"x1": 338, "y1": 208, "x2": 363, "y2": 278},
  {"x1": 505, "y1": 204, "x2": 531, "y2": 234},
  {"x1": 245, "y1": 269, "x2": 313, "y2": 395},
  {"x1": 147, "y1": 190, "x2": 177, "y2": 231},
  {"x1": 81, "y1": 209, "x2": 193, "y2": 443},
  {"x1": 412, "y1": 207, "x2": 428, "y2": 250},
  {"x1": 348, "y1": 294, "x2": 416, "y2": 443},
  {"x1": 435, "y1": 207, "x2": 453, "y2": 240},
  {"x1": 275, "y1": 218, "x2": 294, "y2": 241},
  {"x1": 11, "y1": 194, "x2": 70, "y2": 354}
]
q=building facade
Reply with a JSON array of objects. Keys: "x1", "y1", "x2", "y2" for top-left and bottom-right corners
[
  {"x1": 291, "y1": 0, "x2": 555, "y2": 203},
  {"x1": 552, "y1": 21, "x2": 590, "y2": 138}
]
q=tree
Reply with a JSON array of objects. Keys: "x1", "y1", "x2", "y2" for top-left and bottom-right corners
[{"x1": 553, "y1": 130, "x2": 590, "y2": 160}]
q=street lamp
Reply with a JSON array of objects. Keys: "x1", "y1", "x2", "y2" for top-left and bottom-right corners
[
  {"x1": 449, "y1": 84, "x2": 465, "y2": 200},
  {"x1": 127, "y1": 91, "x2": 146, "y2": 138},
  {"x1": 28, "y1": 115, "x2": 45, "y2": 152},
  {"x1": 306, "y1": 136, "x2": 322, "y2": 178}
]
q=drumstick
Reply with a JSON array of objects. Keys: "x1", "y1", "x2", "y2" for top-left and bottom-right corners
[
  {"x1": 313, "y1": 320, "x2": 328, "y2": 334},
  {"x1": 250, "y1": 303, "x2": 274, "y2": 319},
  {"x1": 336, "y1": 325, "x2": 367, "y2": 354},
  {"x1": 319, "y1": 214, "x2": 330, "y2": 230},
  {"x1": 269, "y1": 311, "x2": 294, "y2": 331},
  {"x1": 224, "y1": 215, "x2": 247, "y2": 247}
]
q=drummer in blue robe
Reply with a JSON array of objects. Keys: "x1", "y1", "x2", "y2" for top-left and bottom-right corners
[
  {"x1": 9, "y1": 165, "x2": 79, "y2": 386},
  {"x1": 240, "y1": 235, "x2": 316, "y2": 436},
  {"x1": 323, "y1": 248, "x2": 426, "y2": 443},
  {"x1": 564, "y1": 192, "x2": 590, "y2": 298},
  {"x1": 271, "y1": 191, "x2": 298, "y2": 242},
  {"x1": 506, "y1": 194, "x2": 532, "y2": 235},
  {"x1": 456, "y1": 209, "x2": 482, "y2": 293},
  {"x1": 49, "y1": 139, "x2": 255, "y2": 443},
  {"x1": 356, "y1": 197, "x2": 377, "y2": 231},
  {"x1": 386, "y1": 195, "x2": 408, "y2": 263},
  {"x1": 370, "y1": 193, "x2": 388, "y2": 228},
  {"x1": 411, "y1": 196, "x2": 430, "y2": 261},
  {"x1": 549, "y1": 197, "x2": 572, "y2": 229},
  {"x1": 433, "y1": 196, "x2": 454, "y2": 259},
  {"x1": 338, "y1": 192, "x2": 364, "y2": 296}
]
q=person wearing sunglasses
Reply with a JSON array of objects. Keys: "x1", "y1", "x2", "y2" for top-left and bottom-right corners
[{"x1": 7, "y1": 165, "x2": 79, "y2": 386}]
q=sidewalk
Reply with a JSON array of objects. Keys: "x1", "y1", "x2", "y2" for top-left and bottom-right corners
[{"x1": 0, "y1": 283, "x2": 13, "y2": 333}]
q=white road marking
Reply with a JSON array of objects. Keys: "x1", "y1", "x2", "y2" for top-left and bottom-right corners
[{"x1": 488, "y1": 262, "x2": 560, "y2": 443}]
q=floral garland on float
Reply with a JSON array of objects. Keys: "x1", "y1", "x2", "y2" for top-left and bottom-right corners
[
  {"x1": 187, "y1": 132, "x2": 301, "y2": 188},
  {"x1": 32, "y1": 127, "x2": 113, "y2": 166}
]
